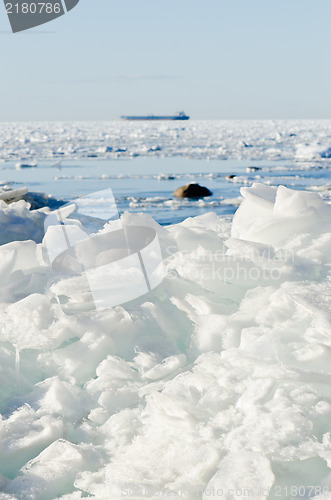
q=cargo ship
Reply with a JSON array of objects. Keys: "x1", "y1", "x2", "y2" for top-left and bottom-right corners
[{"x1": 120, "y1": 111, "x2": 189, "y2": 121}]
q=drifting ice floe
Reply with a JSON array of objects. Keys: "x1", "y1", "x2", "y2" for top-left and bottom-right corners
[
  {"x1": 0, "y1": 185, "x2": 331, "y2": 498},
  {"x1": 15, "y1": 163, "x2": 37, "y2": 170}
]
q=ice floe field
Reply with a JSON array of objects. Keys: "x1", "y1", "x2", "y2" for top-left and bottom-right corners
[
  {"x1": 1, "y1": 120, "x2": 331, "y2": 500},
  {"x1": 1, "y1": 120, "x2": 331, "y2": 224},
  {"x1": 2, "y1": 120, "x2": 331, "y2": 163}
]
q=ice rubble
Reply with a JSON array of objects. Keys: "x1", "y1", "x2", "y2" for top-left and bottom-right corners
[
  {"x1": 1, "y1": 120, "x2": 331, "y2": 161},
  {"x1": 0, "y1": 185, "x2": 331, "y2": 499}
]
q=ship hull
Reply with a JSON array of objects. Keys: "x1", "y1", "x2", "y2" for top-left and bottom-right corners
[{"x1": 120, "y1": 115, "x2": 189, "y2": 121}]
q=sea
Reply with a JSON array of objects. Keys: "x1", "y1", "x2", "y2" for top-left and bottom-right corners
[
  {"x1": 1, "y1": 119, "x2": 331, "y2": 224},
  {"x1": 2, "y1": 157, "x2": 331, "y2": 225},
  {"x1": 1, "y1": 120, "x2": 331, "y2": 498}
]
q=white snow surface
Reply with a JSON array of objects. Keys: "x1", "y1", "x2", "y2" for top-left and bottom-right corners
[
  {"x1": 1, "y1": 119, "x2": 331, "y2": 161},
  {"x1": 1, "y1": 185, "x2": 331, "y2": 499}
]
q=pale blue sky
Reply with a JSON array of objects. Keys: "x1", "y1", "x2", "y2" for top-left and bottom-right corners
[{"x1": 1, "y1": 0, "x2": 330, "y2": 120}]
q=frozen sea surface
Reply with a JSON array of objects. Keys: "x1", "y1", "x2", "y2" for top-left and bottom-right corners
[
  {"x1": 0, "y1": 184, "x2": 331, "y2": 499},
  {"x1": 2, "y1": 120, "x2": 331, "y2": 224},
  {"x1": 1, "y1": 121, "x2": 331, "y2": 499},
  {"x1": 1, "y1": 119, "x2": 331, "y2": 162}
]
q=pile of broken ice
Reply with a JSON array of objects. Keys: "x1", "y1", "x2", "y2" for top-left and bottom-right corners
[{"x1": 0, "y1": 184, "x2": 331, "y2": 499}]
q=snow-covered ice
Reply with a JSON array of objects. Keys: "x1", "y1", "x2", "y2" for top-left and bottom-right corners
[
  {"x1": 1, "y1": 119, "x2": 331, "y2": 161},
  {"x1": 0, "y1": 184, "x2": 331, "y2": 498}
]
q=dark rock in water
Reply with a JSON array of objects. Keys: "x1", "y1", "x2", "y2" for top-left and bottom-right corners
[
  {"x1": 174, "y1": 183, "x2": 212, "y2": 198},
  {"x1": 225, "y1": 174, "x2": 237, "y2": 180}
]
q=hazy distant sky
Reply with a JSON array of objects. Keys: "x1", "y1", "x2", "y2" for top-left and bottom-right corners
[{"x1": 1, "y1": 0, "x2": 330, "y2": 120}]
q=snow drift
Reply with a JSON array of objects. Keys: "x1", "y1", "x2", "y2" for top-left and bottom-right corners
[{"x1": 0, "y1": 185, "x2": 331, "y2": 499}]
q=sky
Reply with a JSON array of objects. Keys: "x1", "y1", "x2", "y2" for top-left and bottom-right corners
[{"x1": 0, "y1": 0, "x2": 331, "y2": 121}]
